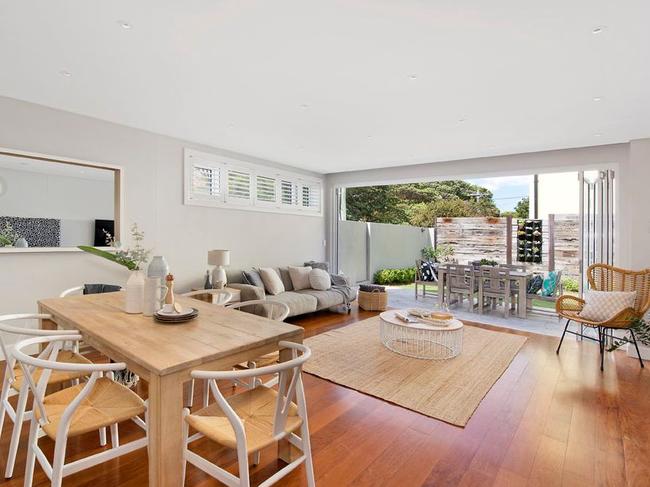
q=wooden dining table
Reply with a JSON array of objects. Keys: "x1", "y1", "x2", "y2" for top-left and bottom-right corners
[
  {"x1": 437, "y1": 265, "x2": 532, "y2": 318},
  {"x1": 38, "y1": 292, "x2": 304, "y2": 487}
]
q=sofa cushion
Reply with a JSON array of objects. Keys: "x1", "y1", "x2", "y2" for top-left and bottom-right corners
[
  {"x1": 309, "y1": 268, "x2": 331, "y2": 290},
  {"x1": 271, "y1": 292, "x2": 318, "y2": 317},
  {"x1": 288, "y1": 266, "x2": 312, "y2": 291},
  {"x1": 297, "y1": 289, "x2": 344, "y2": 310},
  {"x1": 227, "y1": 283, "x2": 265, "y2": 301},
  {"x1": 259, "y1": 268, "x2": 285, "y2": 295},
  {"x1": 276, "y1": 267, "x2": 294, "y2": 292},
  {"x1": 242, "y1": 269, "x2": 264, "y2": 289}
]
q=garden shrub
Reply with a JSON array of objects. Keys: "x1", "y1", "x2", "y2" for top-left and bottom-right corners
[
  {"x1": 562, "y1": 277, "x2": 579, "y2": 293},
  {"x1": 373, "y1": 267, "x2": 417, "y2": 285}
]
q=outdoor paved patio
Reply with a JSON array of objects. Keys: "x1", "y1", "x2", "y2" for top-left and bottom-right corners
[{"x1": 386, "y1": 286, "x2": 565, "y2": 337}]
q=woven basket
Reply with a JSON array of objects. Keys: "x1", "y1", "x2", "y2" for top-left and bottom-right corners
[{"x1": 358, "y1": 289, "x2": 388, "y2": 311}]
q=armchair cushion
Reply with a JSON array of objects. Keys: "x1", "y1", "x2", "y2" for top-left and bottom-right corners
[{"x1": 579, "y1": 290, "x2": 637, "y2": 323}]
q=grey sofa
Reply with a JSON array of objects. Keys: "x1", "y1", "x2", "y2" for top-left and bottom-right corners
[{"x1": 229, "y1": 267, "x2": 355, "y2": 318}]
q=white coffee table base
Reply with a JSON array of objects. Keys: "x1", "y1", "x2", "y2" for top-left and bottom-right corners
[{"x1": 380, "y1": 310, "x2": 463, "y2": 360}]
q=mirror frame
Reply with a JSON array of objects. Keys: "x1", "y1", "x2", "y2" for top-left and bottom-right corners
[{"x1": 0, "y1": 147, "x2": 123, "y2": 253}]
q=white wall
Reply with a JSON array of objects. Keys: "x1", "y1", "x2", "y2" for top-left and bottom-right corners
[
  {"x1": 0, "y1": 96, "x2": 325, "y2": 317},
  {"x1": 338, "y1": 221, "x2": 434, "y2": 283},
  {"x1": 325, "y1": 141, "x2": 650, "y2": 270},
  {"x1": 618, "y1": 138, "x2": 650, "y2": 269}
]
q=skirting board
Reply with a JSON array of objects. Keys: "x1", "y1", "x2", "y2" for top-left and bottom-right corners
[{"x1": 627, "y1": 342, "x2": 650, "y2": 360}]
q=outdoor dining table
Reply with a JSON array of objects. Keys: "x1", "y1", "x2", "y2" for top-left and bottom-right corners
[
  {"x1": 38, "y1": 291, "x2": 304, "y2": 487},
  {"x1": 437, "y1": 265, "x2": 532, "y2": 319}
]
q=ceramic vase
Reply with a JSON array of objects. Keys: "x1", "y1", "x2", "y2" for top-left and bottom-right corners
[
  {"x1": 147, "y1": 256, "x2": 169, "y2": 279},
  {"x1": 125, "y1": 270, "x2": 145, "y2": 314}
]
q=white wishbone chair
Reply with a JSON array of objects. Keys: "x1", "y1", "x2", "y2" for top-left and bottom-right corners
[
  {"x1": 182, "y1": 289, "x2": 234, "y2": 409},
  {"x1": 182, "y1": 289, "x2": 233, "y2": 305},
  {"x1": 59, "y1": 286, "x2": 85, "y2": 297},
  {"x1": 227, "y1": 300, "x2": 290, "y2": 390},
  {"x1": 0, "y1": 314, "x2": 96, "y2": 478},
  {"x1": 183, "y1": 341, "x2": 315, "y2": 487},
  {"x1": 12, "y1": 334, "x2": 148, "y2": 487}
]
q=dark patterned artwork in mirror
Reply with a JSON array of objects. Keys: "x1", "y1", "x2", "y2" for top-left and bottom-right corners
[{"x1": 0, "y1": 216, "x2": 60, "y2": 247}]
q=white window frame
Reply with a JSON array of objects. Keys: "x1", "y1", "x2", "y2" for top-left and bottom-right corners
[{"x1": 184, "y1": 148, "x2": 323, "y2": 216}]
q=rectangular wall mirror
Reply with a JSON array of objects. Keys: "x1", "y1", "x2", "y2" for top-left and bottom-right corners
[{"x1": 0, "y1": 148, "x2": 122, "y2": 252}]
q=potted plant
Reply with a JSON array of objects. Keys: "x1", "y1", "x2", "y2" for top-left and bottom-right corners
[
  {"x1": 79, "y1": 223, "x2": 152, "y2": 313},
  {"x1": 607, "y1": 317, "x2": 650, "y2": 360}
]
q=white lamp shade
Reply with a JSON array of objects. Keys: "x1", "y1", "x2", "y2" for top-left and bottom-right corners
[{"x1": 208, "y1": 249, "x2": 230, "y2": 267}]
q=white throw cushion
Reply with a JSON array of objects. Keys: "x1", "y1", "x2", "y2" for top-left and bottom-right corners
[
  {"x1": 579, "y1": 290, "x2": 637, "y2": 322},
  {"x1": 259, "y1": 268, "x2": 285, "y2": 295},
  {"x1": 288, "y1": 266, "x2": 312, "y2": 291},
  {"x1": 309, "y1": 268, "x2": 331, "y2": 291}
]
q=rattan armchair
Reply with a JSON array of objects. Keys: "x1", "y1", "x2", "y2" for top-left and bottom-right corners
[{"x1": 556, "y1": 264, "x2": 650, "y2": 370}]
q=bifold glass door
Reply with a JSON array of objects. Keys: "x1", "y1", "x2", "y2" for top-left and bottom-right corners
[{"x1": 579, "y1": 169, "x2": 615, "y2": 293}]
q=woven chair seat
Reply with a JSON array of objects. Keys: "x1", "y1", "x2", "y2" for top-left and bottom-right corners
[
  {"x1": 11, "y1": 350, "x2": 92, "y2": 392},
  {"x1": 236, "y1": 351, "x2": 280, "y2": 370},
  {"x1": 186, "y1": 385, "x2": 302, "y2": 453},
  {"x1": 35, "y1": 377, "x2": 146, "y2": 439}
]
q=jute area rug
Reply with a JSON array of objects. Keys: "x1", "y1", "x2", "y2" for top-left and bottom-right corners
[{"x1": 303, "y1": 316, "x2": 526, "y2": 427}]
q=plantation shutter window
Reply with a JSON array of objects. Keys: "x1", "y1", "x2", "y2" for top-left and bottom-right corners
[
  {"x1": 184, "y1": 149, "x2": 322, "y2": 215},
  {"x1": 301, "y1": 181, "x2": 321, "y2": 212},
  {"x1": 280, "y1": 179, "x2": 299, "y2": 206},
  {"x1": 189, "y1": 163, "x2": 224, "y2": 203},
  {"x1": 256, "y1": 175, "x2": 277, "y2": 204},
  {"x1": 226, "y1": 168, "x2": 252, "y2": 204}
]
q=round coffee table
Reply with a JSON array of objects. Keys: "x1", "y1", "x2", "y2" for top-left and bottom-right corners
[{"x1": 379, "y1": 309, "x2": 463, "y2": 360}]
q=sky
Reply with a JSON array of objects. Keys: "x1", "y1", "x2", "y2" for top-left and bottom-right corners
[{"x1": 467, "y1": 175, "x2": 532, "y2": 212}]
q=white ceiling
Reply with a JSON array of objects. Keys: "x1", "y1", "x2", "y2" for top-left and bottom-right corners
[{"x1": 1, "y1": 1, "x2": 649, "y2": 174}]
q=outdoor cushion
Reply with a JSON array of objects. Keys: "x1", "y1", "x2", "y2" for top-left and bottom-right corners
[
  {"x1": 270, "y1": 291, "x2": 317, "y2": 317},
  {"x1": 309, "y1": 268, "x2": 331, "y2": 290},
  {"x1": 527, "y1": 275, "x2": 543, "y2": 295},
  {"x1": 288, "y1": 266, "x2": 312, "y2": 290},
  {"x1": 259, "y1": 268, "x2": 285, "y2": 295},
  {"x1": 297, "y1": 289, "x2": 344, "y2": 310},
  {"x1": 419, "y1": 261, "x2": 436, "y2": 281},
  {"x1": 579, "y1": 290, "x2": 637, "y2": 322},
  {"x1": 541, "y1": 271, "x2": 558, "y2": 297}
]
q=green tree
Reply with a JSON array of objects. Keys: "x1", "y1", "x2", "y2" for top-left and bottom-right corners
[
  {"x1": 345, "y1": 180, "x2": 500, "y2": 225},
  {"x1": 514, "y1": 196, "x2": 529, "y2": 219},
  {"x1": 344, "y1": 185, "x2": 408, "y2": 224}
]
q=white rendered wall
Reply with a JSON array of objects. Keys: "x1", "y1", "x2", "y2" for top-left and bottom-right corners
[{"x1": 0, "y1": 96, "x2": 326, "y2": 318}]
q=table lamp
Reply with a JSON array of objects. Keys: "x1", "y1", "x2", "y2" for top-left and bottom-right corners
[{"x1": 208, "y1": 249, "x2": 230, "y2": 289}]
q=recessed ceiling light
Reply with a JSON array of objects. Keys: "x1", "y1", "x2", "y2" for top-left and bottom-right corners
[
  {"x1": 59, "y1": 70, "x2": 72, "y2": 77},
  {"x1": 458, "y1": 118, "x2": 467, "y2": 123},
  {"x1": 592, "y1": 26, "x2": 606, "y2": 34},
  {"x1": 594, "y1": 133, "x2": 603, "y2": 137},
  {"x1": 593, "y1": 96, "x2": 603, "y2": 102},
  {"x1": 299, "y1": 104, "x2": 310, "y2": 109},
  {"x1": 409, "y1": 74, "x2": 417, "y2": 80},
  {"x1": 117, "y1": 20, "x2": 132, "y2": 29}
]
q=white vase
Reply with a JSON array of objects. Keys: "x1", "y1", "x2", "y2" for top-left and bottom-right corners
[{"x1": 125, "y1": 270, "x2": 145, "y2": 314}]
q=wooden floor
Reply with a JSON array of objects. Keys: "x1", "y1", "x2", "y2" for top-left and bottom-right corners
[{"x1": 1, "y1": 305, "x2": 648, "y2": 486}]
